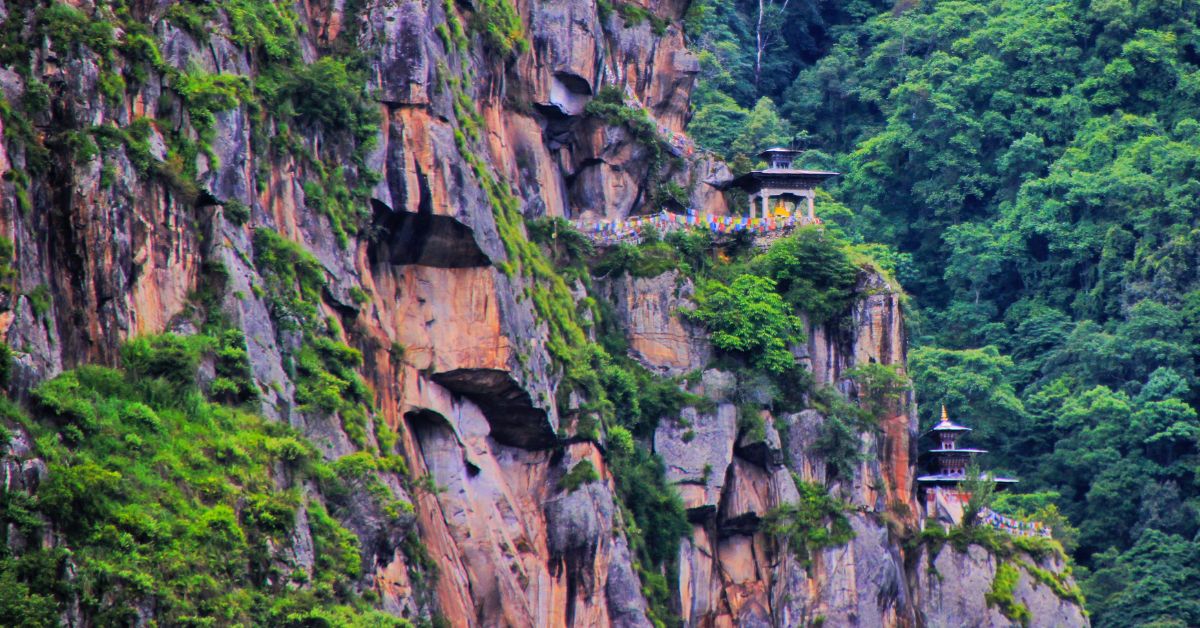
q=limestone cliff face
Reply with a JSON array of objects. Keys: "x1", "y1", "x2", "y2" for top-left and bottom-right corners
[
  {"x1": 0, "y1": 0, "x2": 1083, "y2": 626},
  {"x1": 605, "y1": 270, "x2": 1088, "y2": 628},
  {"x1": 603, "y1": 269, "x2": 920, "y2": 626},
  {"x1": 915, "y1": 545, "x2": 1089, "y2": 628}
]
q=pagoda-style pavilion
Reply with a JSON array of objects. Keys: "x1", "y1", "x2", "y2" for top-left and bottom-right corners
[
  {"x1": 726, "y1": 148, "x2": 839, "y2": 221},
  {"x1": 919, "y1": 406, "x2": 1017, "y2": 524}
]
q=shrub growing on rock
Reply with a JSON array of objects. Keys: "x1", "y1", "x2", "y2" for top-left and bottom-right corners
[{"x1": 686, "y1": 274, "x2": 804, "y2": 374}]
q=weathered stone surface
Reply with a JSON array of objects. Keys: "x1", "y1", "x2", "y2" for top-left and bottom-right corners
[
  {"x1": 916, "y1": 544, "x2": 1089, "y2": 628},
  {"x1": 220, "y1": 224, "x2": 295, "y2": 421},
  {"x1": 369, "y1": 208, "x2": 493, "y2": 268},
  {"x1": 794, "y1": 272, "x2": 917, "y2": 515},
  {"x1": 700, "y1": 368, "x2": 738, "y2": 402},
  {"x1": 372, "y1": 109, "x2": 508, "y2": 264},
  {"x1": 606, "y1": 535, "x2": 654, "y2": 628},
  {"x1": 598, "y1": 270, "x2": 711, "y2": 374},
  {"x1": 362, "y1": 0, "x2": 431, "y2": 105},
  {"x1": 602, "y1": 1, "x2": 693, "y2": 132},
  {"x1": 677, "y1": 527, "x2": 721, "y2": 626},
  {"x1": 813, "y1": 515, "x2": 908, "y2": 626},
  {"x1": 545, "y1": 480, "x2": 613, "y2": 560},
  {"x1": 666, "y1": 266, "x2": 974, "y2": 626},
  {"x1": 364, "y1": 262, "x2": 558, "y2": 448},
  {"x1": 432, "y1": 368, "x2": 557, "y2": 448},
  {"x1": 408, "y1": 406, "x2": 553, "y2": 626},
  {"x1": 689, "y1": 155, "x2": 733, "y2": 216},
  {"x1": 712, "y1": 533, "x2": 779, "y2": 627},
  {"x1": 655, "y1": 403, "x2": 737, "y2": 517},
  {"x1": 483, "y1": 108, "x2": 571, "y2": 219},
  {"x1": 718, "y1": 458, "x2": 771, "y2": 535},
  {"x1": 1012, "y1": 556, "x2": 1089, "y2": 627},
  {"x1": 528, "y1": 0, "x2": 603, "y2": 116},
  {"x1": 570, "y1": 124, "x2": 650, "y2": 220},
  {"x1": 734, "y1": 410, "x2": 784, "y2": 468},
  {"x1": 916, "y1": 545, "x2": 1012, "y2": 628},
  {"x1": 780, "y1": 409, "x2": 829, "y2": 486}
]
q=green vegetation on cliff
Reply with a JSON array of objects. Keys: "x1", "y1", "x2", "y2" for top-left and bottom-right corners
[
  {"x1": 512, "y1": 164, "x2": 894, "y2": 627},
  {"x1": 686, "y1": 274, "x2": 805, "y2": 375},
  {"x1": 987, "y1": 562, "x2": 1033, "y2": 626},
  {"x1": 1, "y1": 1, "x2": 380, "y2": 247},
  {"x1": 251, "y1": 228, "x2": 385, "y2": 454},
  {"x1": 446, "y1": 68, "x2": 695, "y2": 625},
  {"x1": 763, "y1": 480, "x2": 854, "y2": 567},
  {"x1": 0, "y1": 338, "x2": 406, "y2": 626},
  {"x1": 590, "y1": 219, "x2": 901, "y2": 490}
]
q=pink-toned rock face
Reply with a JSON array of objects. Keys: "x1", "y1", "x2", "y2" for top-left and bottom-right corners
[
  {"x1": 128, "y1": 195, "x2": 202, "y2": 336},
  {"x1": 598, "y1": 270, "x2": 710, "y2": 374},
  {"x1": 593, "y1": 251, "x2": 1074, "y2": 627},
  {"x1": 720, "y1": 459, "x2": 771, "y2": 530},
  {"x1": 374, "y1": 265, "x2": 510, "y2": 374},
  {"x1": 483, "y1": 108, "x2": 569, "y2": 217},
  {"x1": 392, "y1": 388, "x2": 640, "y2": 628},
  {"x1": 799, "y1": 274, "x2": 916, "y2": 516},
  {"x1": 656, "y1": 403, "x2": 737, "y2": 514},
  {"x1": 525, "y1": 0, "x2": 603, "y2": 116},
  {"x1": 659, "y1": 289, "x2": 919, "y2": 626}
]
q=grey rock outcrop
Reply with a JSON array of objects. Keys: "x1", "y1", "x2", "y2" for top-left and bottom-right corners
[
  {"x1": 656, "y1": 403, "x2": 737, "y2": 518},
  {"x1": 916, "y1": 544, "x2": 1088, "y2": 628}
]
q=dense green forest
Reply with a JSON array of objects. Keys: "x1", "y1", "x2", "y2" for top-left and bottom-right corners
[{"x1": 686, "y1": 0, "x2": 1200, "y2": 625}]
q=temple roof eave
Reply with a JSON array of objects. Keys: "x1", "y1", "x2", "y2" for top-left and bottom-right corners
[
  {"x1": 924, "y1": 405, "x2": 973, "y2": 435},
  {"x1": 926, "y1": 423, "x2": 972, "y2": 433},
  {"x1": 758, "y1": 147, "x2": 803, "y2": 157},
  {"x1": 723, "y1": 169, "x2": 840, "y2": 191}
]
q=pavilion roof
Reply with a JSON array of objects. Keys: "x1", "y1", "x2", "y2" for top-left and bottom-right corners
[
  {"x1": 925, "y1": 405, "x2": 973, "y2": 434},
  {"x1": 724, "y1": 168, "x2": 840, "y2": 191},
  {"x1": 757, "y1": 147, "x2": 805, "y2": 158}
]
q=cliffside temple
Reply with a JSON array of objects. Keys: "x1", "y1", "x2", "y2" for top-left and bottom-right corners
[
  {"x1": 725, "y1": 148, "x2": 839, "y2": 221},
  {"x1": 918, "y1": 406, "x2": 1049, "y2": 536}
]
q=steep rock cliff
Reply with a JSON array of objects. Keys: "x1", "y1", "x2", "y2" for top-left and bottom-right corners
[
  {"x1": 0, "y1": 0, "x2": 1085, "y2": 626},
  {"x1": 915, "y1": 544, "x2": 1088, "y2": 628}
]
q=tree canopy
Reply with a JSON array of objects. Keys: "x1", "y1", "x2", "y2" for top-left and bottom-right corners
[{"x1": 686, "y1": 1, "x2": 1200, "y2": 624}]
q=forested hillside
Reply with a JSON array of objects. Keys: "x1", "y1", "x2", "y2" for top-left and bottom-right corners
[{"x1": 686, "y1": 0, "x2": 1200, "y2": 624}]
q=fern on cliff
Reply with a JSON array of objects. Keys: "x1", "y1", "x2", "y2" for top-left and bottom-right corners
[
  {"x1": 987, "y1": 562, "x2": 1033, "y2": 626},
  {"x1": 763, "y1": 480, "x2": 855, "y2": 568},
  {"x1": 467, "y1": 0, "x2": 529, "y2": 58}
]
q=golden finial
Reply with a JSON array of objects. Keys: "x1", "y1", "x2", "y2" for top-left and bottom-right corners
[{"x1": 941, "y1": 405, "x2": 949, "y2": 423}]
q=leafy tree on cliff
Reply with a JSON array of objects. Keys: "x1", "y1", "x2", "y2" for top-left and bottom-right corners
[{"x1": 688, "y1": 274, "x2": 804, "y2": 374}]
